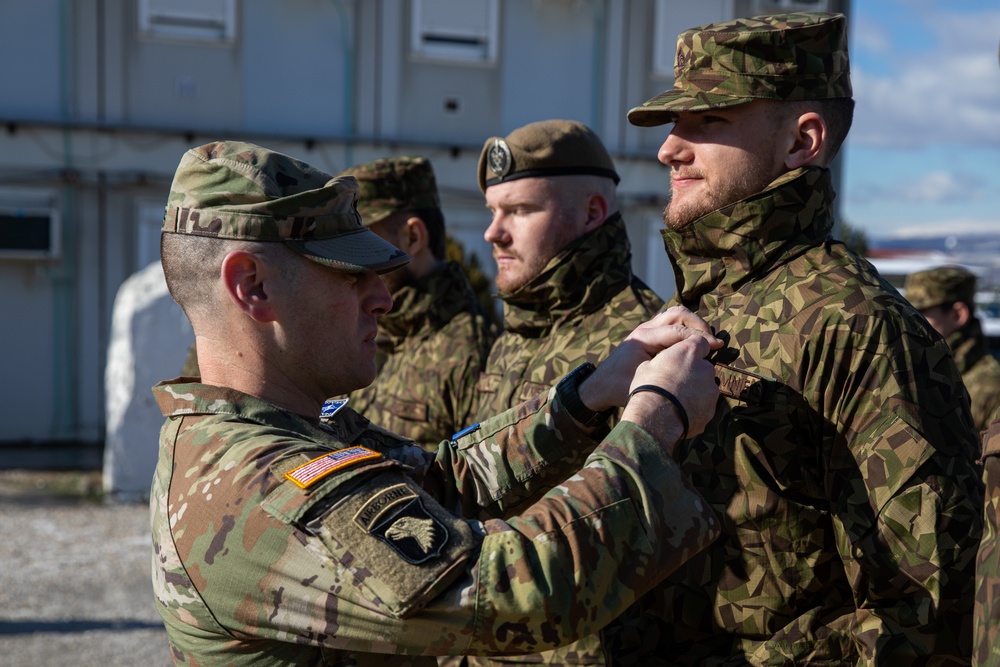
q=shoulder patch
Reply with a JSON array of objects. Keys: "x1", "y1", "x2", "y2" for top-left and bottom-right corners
[
  {"x1": 354, "y1": 483, "x2": 448, "y2": 564},
  {"x1": 284, "y1": 446, "x2": 382, "y2": 489}
]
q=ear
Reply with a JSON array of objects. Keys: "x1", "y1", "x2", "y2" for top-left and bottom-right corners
[
  {"x1": 401, "y1": 216, "x2": 429, "y2": 256},
  {"x1": 784, "y1": 111, "x2": 826, "y2": 169},
  {"x1": 954, "y1": 301, "x2": 972, "y2": 328},
  {"x1": 583, "y1": 192, "x2": 609, "y2": 230},
  {"x1": 219, "y1": 250, "x2": 279, "y2": 323}
]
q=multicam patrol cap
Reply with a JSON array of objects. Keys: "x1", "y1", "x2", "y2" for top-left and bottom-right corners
[
  {"x1": 904, "y1": 265, "x2": 978, "y2": 310},
  {"x1": 339, "y1": 156, "x2": 442, "y2": 226},
  {"x1": 477, "y1": 119, "x2": 620, "y2": 192},
  {"x1": 161, "y1": 141, "x2": 410, "y2": 274},
  {"x1": 628, "y1": 12, "x2": 852, "y2": 127}
]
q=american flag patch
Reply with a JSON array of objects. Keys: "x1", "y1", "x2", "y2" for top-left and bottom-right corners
[{"x1": 284, "y1": 447, "x2": 382, "y2": 489}]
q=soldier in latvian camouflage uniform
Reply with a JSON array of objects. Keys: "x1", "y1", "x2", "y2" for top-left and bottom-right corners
[
  {"x1": 600, "y1": 13, "x2": 984, "y2": 665},
  {"x1": 977, "y1": 412, "x2": 1000, "y2": 666},
  {"x1": 468, "y1": 119, "x2": 665, "y2": 667},
  {"x1": 904, "y1": 265, "x2": 1000, "y2": 433},
  {"x1": 340, "y1": 157, "x2": 496, "y2": 450},
  {"x1": 151, "y1": 140, "x2": 726, "y2": 665}
]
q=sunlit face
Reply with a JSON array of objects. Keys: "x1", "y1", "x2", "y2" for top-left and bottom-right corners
[
  {"x1": 657, "y1": 100, "x2": 791, "y2": 231},
  {"x1": 483, "y1": 177, "x2": 590, "y2": 294},
  {"x1": 278, "y1": 257, "x2": 393, "y2": 397}
]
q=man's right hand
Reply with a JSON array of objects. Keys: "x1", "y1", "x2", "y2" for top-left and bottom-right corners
[
  {"x1": 578, "y1": 306, "x2": 723, "y2": 412},
  {"x1": 620, "y1": 335, "x2": 720, "y2": 453}
]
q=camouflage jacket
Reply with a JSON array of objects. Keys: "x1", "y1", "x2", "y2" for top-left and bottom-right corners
[
  {"x1": 976, "y1": 419, "x2": 1000, "y2": 666},
  {"x1": 471, "y1": 214, "x2": 663, "y2": 666},
  {"x1": 150, "y1": 380, "x2": 719, "y2": 666},
  {"x1": 601, "y1": 167, "x2": 984, "y2": 666},
  {"x1": 349, "y1": 261, "x2": 495, "y2": 450},
  {"x1": 947, "y1": 318, "x2": 1000, "y2": 433},
  {"x1": 475, "y1": 214, "x2": 663, "y2": 416}
]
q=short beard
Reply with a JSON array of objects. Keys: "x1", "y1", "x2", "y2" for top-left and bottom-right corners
[{"x1": 663, "y1": 154, "x2": 783, "y2": 231}]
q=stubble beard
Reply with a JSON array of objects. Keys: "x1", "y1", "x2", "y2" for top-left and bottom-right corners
[{"x1": 662, "y1": 155, "x2": 783, "y2": 232}]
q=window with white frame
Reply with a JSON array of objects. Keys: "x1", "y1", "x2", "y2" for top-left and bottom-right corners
[
  {"x1": 411, "y1": 0, "x2": 499, "y2": 63},
  {"x1": 138, "y1": 0, "x2": 237, "y2": 44},
  {"x1": 652, "y1": 0, "x2": 731, "y2": 77}
]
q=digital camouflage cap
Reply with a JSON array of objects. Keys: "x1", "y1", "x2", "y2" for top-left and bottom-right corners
[
  {"x1": 339, "y1": 156, "x2": 442, "y2": 226},
  {"x1": 477, "y1": 119, "x2": 620, "y2": 192},
  {"x1": 628, "y1": 12, "x2": 852, "y2": 127},
  {"x1": 904, "y1": 265, "x2": 978, "y2": 310},
  {"x1": 162, "y1": 141, "x2": 410, "y2": 273}
]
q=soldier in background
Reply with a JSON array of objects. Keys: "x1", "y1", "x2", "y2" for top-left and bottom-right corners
[
  {"x1": 341, "y1": 156, "x2": 495, "y2": 450},
  {"x1": 904, "y1": 265, "x2": 1000, "y2": 432},
  {"x1": 602, "y1": 12, "x2": 983, "y2": 665},
  {"x1": 152, "y1": 140, "x2": 726, "y2": 664},
  {"x1": 470, "y1": 119, "x2": 664, "y2": 666}
]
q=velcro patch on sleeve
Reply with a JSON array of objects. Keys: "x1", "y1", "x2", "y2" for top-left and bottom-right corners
[
  {"x1": 315, "y1": 474, "x2": 476, "y2": 618},
  {"x1": 284, "y1": 446, "x2": 383, "y2": 489}
]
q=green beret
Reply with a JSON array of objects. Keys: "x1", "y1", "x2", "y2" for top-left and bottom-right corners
[
  {"x1": 477, "y1": 119, "x2": 619, "y2": 193},
  {"x1": 628, "y1": 12, "x2": 852, "y2": 127},
  {"x1": 339, "y1": 156, "x2": 441, "y2": 226},
  {"x1": 904, "y1": 266, "x2": 978, "y2": 311},
  {"x1": 161, "y1": 141, "x2": 410, "y2": 274}
]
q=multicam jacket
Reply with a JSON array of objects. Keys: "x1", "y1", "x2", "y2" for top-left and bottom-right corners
[
  {"x1": 601, "y1": 167, "x2": 984, "y2": 665},
  {"x1": 470, "y1": 214, "x2": 662, "y2": 667},
  {"x1": 349, "y1": 261, "x2": 495, "y2": 450},
  {"x1": 975, "y1": 418, "x2": 1000, "y2": 666},
  {"x1": 150, "y1": 380, "x2": 719, "y2": 666},
  {"x1": 947, "y1": 318, "x2": 1000, "y2": 433},
  {"x1": 475, "y1": 214, "x2": 663, "y2": 415}
]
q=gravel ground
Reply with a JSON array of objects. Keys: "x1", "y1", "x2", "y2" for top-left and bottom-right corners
[{"x1": 0, "y1": 471, "x2": 172, "y2": 667}]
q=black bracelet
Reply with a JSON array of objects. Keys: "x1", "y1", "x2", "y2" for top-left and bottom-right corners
[{"x1": 628, "y1": 384, "x2": 689, "y2": 442}]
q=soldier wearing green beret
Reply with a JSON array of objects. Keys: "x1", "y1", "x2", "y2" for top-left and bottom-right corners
[
  {"x1": 601, "y1": 13, "x2": 983, "y2": 665},
  {"x1": 151, "y1": 140, "x2": 727, "y2": 665},
  {"x1": 339, "y1": 156, "x2": 496, "y2": 451},
  {"x1": 469, "y1": 119, "x2": 665, "y2": 666},
  {"x1": 905, "y1": 265, "x2": 1000, "y2": 433}
]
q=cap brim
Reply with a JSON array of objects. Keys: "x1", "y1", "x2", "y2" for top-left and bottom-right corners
[
  {"x1": 287, "y1": 227, "x2": 411, "y2": 274},
  {"x1": 627, "y1": 89, "x2": 754, "y2": 127}
]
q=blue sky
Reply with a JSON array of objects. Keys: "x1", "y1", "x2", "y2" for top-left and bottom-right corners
[{"x1": 841, "y1": 0, "x2": 1000, "y2": 240}]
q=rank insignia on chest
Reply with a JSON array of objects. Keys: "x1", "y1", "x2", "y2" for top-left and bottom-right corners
[
  {"x1": 354, "y1": 483, "x2": 449, "y2": 564},
  {"x1": 284, "y1": 446, "x2": 382, "y2": 488},
  {"x1": 713, "y1": 363, "x2": 775, "y2": 405}
]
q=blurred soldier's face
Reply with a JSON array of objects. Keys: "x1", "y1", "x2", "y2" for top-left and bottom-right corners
[
  {"x1": 483, "y1": 177, "x2": 590, "y2": 294},
  {"x1": 367, "y1": 215, "x2": 416, "y2": 295},
  {"x1": 657, "y1": 100, "x2": 789, "y2": 231},
  {"x1": 918, "y1": 302, "x2": 967, "y2": 340}
]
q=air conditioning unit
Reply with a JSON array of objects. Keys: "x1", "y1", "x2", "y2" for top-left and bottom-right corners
[
  {"x1": 0, "y1": 206, "x2": 61, "y2": 260},
  {"x1": 750, "y1": 0, "x2": 833, "y2": 14}
]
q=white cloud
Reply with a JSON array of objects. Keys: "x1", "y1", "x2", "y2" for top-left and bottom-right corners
[
  {"x1": 887, "y1": 218, "x2": 1000, "y2": 238},
  {"x1": 848, "y1": 8, "x2": 1000, "y2": 149}
]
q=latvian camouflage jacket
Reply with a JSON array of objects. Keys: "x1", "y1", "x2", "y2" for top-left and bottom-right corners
[
  {"x1": 947, "y1": 318, "x2": 1000, "y2": 433},
  {"x1": 150, "y1": 380, "x2": 719, "y2": 666},
  {"x1": 349, "y1": 261, "x2": 495, "y2": 450},
  {"x1": 475, "y1": 214, "x2": 663, "y2": 417},
  {"x1": 601, "y1": 166, "x2": 983, "y2": 665},
  {"x1": 976, "y1": 418, "x2": 1000, "y2": 666}
]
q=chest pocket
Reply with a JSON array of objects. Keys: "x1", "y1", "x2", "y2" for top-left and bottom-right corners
[
  {"x1": 380, "y1": 394, "x2": 429, "y2": 423},
  {"x1": 516, "y1": 381, "x2": 550, "y2": 403},
  {"x1": 476, "y1": 372, "x2": 501, "y2": 394}
]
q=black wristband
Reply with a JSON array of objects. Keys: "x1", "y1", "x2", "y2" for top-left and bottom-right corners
[
  {"x1": 628, "y1": 384, "x2": 689, "y2": 442},
  {"x1": 556, "y1": 362, "x2": 615, "y2": 428}
]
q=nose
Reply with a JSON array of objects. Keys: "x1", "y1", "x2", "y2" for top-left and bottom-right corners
[
  {"x1": 658, "y1": 129, "x2": 690, "y2": 168},
  {"x1": 363, "y1": 270, "x2": 393, "y2": 316},
  {"x1": 483, "y1": 212, "x2": 508, "y2": 246}
]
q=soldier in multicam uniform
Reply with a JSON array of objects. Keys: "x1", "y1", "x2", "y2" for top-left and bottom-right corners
[
  {"x1": 600, "y1": 13, "x2": 984, "y2": 665},
  {"x1": 340, "y1": 156, "x2": 495, "y2": 450},
  {"x1": 150, "y1": 140, "x2": 726, "y2": 665},
  {"x1": 468, "y1": 119, "x2": 665, "y2": 667},
  {"x1": 904, "y1": 265, "x2": 1000, "y2": 433}
]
